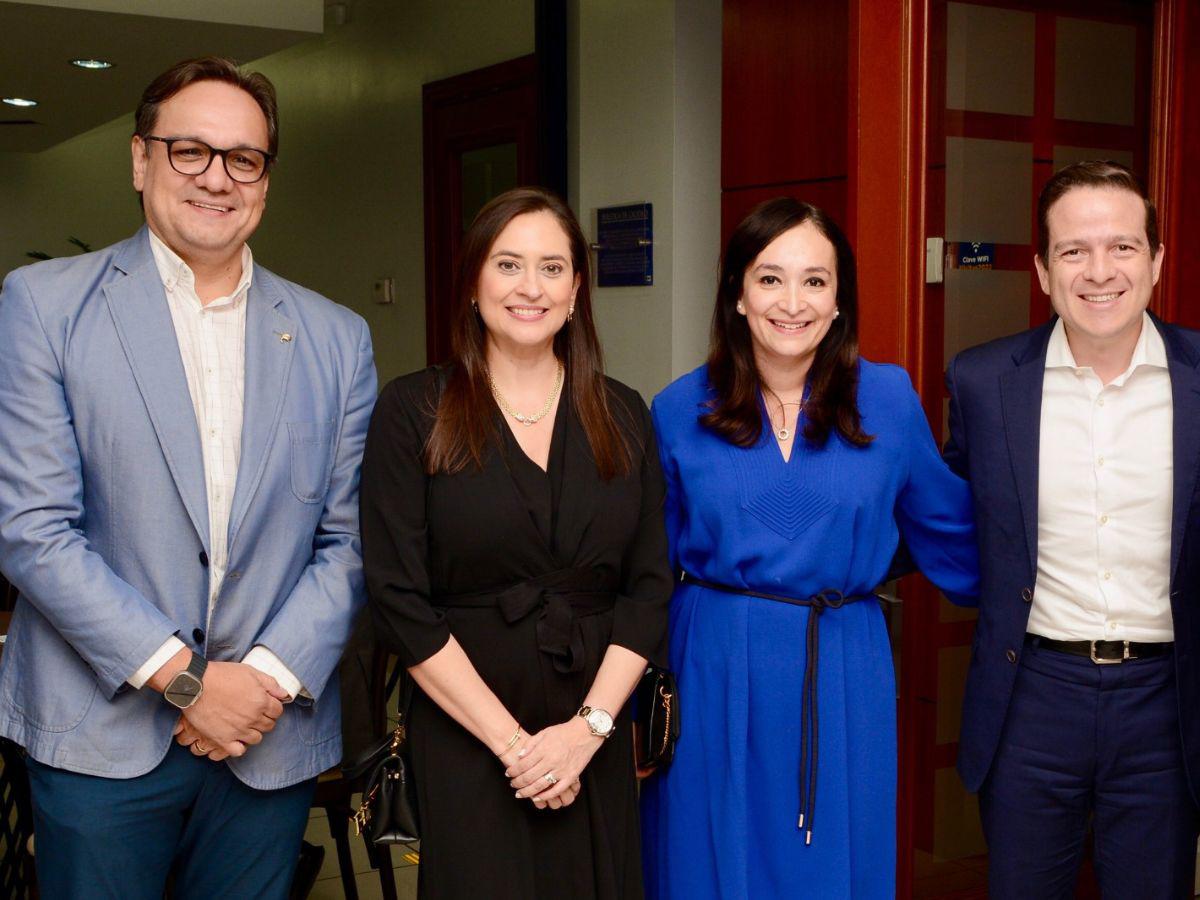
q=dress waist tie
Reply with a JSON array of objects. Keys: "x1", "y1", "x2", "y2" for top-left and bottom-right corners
[
  {"x1": 680, "y1": 571, "x2": 881, "y2": 845},
  {"x1": 435, "y1": 568, "x2": 616, "y2": 720}
]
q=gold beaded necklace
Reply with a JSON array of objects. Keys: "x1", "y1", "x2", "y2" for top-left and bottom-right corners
[{"x1": 488, "y1": 363, "x2": 564, "y2": 427}]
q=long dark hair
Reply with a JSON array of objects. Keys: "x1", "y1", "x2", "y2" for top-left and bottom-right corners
[
  {"x1": 701, "y1": 197, "x2": 873, "y2": 448},
  {"x1": 425, "y1": 187, "x2": 632, "y2": 478}
]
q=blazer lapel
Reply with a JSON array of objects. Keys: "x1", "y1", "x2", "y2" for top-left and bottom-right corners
[
  {"x1": 227, "y1": 270, "x2": 295, "y2": 550},
  {"x1": 1159, "y1": 318, "x2": 1200, "y2": 584},
  {"x1": 998, "y1": 324, "x2": 1053, "y2": 578},
  {"x1": 103, "y1": 230, "x2": 210, "y2": 550}
]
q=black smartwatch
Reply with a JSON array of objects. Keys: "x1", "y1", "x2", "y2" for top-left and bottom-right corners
[{"x1": 163, "y1": 651, "x2": 208, "y2": 710}]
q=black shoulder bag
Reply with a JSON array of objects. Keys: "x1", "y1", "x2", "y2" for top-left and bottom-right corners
[
  {"x1": 342, "y1": 679, "x2": 420, "y2": 844},
  {"x1": 634, "y1": 663, "x2": 680, "y2": 771}
]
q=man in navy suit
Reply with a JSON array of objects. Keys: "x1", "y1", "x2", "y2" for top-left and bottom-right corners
[
  {"x1": 946, "y1": 160, "x2": 1199, "y2": 898},
  {"x1": 0, "y1": 58, "x2": 375, "y2": 898}
]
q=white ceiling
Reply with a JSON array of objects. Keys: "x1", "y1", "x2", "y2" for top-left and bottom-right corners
[{"x1": 0, "y1": 0, "x2": 324, "y2": 153}]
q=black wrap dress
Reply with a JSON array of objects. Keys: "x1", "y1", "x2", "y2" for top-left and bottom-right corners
[{"x1": 361, "y1": 367, "x2": 671, "y2": 899}]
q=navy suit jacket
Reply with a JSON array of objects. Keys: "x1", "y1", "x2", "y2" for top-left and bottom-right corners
[{"x1": 945, "y1": 314, "x2": 1200, "y2": 804}]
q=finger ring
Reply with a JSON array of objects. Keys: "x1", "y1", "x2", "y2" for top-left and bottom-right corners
[
  {"x1": 194, "y1": 743, "x2": 211, "y2": 754},
  {"x1": 543, "y1": 772, "x2": 558, "y2": 785}
]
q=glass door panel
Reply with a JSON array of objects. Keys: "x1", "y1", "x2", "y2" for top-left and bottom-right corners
[{"x1": 907, "y1": 2, "x2": 1152, "y2": 896}]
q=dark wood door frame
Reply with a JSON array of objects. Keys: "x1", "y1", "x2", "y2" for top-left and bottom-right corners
[
  {"x1": 852, "y1": 1, "x2": 1175, "y2": 896},
  {"x1": 422, "y1": 56, "x2": 539, "y2": 364}
]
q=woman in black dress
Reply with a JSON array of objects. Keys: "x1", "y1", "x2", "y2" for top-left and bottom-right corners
[{"x1": 361, "y1": 187, "x2": 671, "y2": 898}]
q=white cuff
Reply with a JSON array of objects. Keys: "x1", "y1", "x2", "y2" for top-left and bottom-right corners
[
  {"x1": 243, "y1": 646, "x2": 309, "y2": 700},
  {"x1": 128, "y1": 636, "x2": 187, "y2": 689}
]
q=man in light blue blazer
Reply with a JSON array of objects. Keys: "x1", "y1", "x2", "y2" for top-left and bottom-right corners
[{"x1": 0, "y1": 57, "x2": 376, "y2": 898}]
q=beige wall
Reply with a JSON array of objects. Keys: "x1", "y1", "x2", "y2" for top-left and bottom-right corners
[
  {"x1": 570, "y1": 0, "x2": 720, "y2": 402},
  {"x1": 0, "y1": 0, "x2": 534, "y2": 387},
  {"x1": 0, "y1": 0, "x2": 720, "y2": 398}
]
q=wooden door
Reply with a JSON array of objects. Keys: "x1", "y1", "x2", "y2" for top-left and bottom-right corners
[
  {"x1": 908, "y1": 2, "x2": 1154, "y2": 896},
  {"x1": 423, "y1": 56, "x2": 539, "y2": 364}
]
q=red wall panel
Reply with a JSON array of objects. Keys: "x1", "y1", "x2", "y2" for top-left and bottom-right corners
[
  {"x1": 722, "y1": 0, "x2": 850, "y2": 190},
  {"x1": 1158, "y1": 0, "x2": 1200, "y2": 329},
  {"x1": 721, "y1": 0, "x2": 851, "y2": 272},
  {"x1": 719, "y1": 180, "x2": 849, "y2": 246}
]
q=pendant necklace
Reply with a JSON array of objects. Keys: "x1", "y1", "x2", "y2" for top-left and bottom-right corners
[
  {"x1": 488, "y1": 362, "x2": 564, "y2": 426},
  {"x1": 763, "y1": 385, "x2": 804, "y2": 442}
]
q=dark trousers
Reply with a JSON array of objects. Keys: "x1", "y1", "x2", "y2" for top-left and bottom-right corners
[
  {"x1": 979, "y1": 639, "x2": 1199, "y2": 899},
  {"x1": 27, "y1": 742, "x2": 316, "y2": 900}
]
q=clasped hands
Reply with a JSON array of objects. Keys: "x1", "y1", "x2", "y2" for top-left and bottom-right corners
[
  {"x1": 497, "y1": 717, "x2": 603, "y2": 810},
  {"x1": 173, "y1": 661, "x2": 290, "y2": 761}
]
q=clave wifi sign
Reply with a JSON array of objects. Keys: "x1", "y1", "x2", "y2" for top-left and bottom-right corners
[{"x1": 956, "y1": 241, "x2": 995, "y2": 270}]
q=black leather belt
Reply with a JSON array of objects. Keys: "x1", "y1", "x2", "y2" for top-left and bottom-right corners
[
  {"x1": 680, "y1": 571, "x2": 880, "y2": 844},
  {"x1": 1026, "y1": 633, "x2": 1172, "y2": 665}
]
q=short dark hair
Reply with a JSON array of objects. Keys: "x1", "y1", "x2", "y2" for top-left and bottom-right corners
[
  {"x1": 1037, "y1": 160, "x2": 1159, "y2": 262},
  {"x1": 134, "y1": 56, "x2": 279, "y2": 157},
  {"x1": 701, "y1": 197, "x2": 872, "y2": 449}
]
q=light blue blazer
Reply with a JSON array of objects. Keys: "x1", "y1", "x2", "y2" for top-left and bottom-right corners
[{"x1": 0, "y1": 227, "x2": 376, "y2": 789}]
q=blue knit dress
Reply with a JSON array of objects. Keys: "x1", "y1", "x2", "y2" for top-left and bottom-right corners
[{"x1": 640, "y1": 361, "x2": 979, "y2": 899}]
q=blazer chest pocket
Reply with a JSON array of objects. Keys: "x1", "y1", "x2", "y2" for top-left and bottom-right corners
[{"x1": 288, "y1": 420, "x2": 337, "y2": 503}]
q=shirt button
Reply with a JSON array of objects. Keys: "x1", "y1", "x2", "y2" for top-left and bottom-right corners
[
  {"x1": 1098, "y1": 397, "x2": 1106, "y2": 407},
  {"x1": 1106, "y1": 621, "x2": 1118, "y2": 633},
  {"x1": 1099, "y1": 514, "x2": 1109, "y2": 525},
  {"x1": 1103, "y1": 571, "x2": 1112, "y2": 580},
  {"x1": 1097, "y1": 456, "x2": 1105, "y2": 467}
]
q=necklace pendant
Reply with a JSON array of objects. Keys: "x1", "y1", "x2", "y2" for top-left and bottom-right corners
[{"x1": 777, "y1": 428, "x2": 790, "y2": 441}]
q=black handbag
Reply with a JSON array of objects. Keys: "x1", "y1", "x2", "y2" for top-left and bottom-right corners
[
  {"x1": 634, "y1": 664, "x2": 680, "y2": 771},
  {"x1": 343, "y1": 720, "x2": 420, "y2": 844}
]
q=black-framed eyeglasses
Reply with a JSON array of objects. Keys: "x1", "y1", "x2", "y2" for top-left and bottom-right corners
[{"x1": 141, "y1": 135, "x2": 274, "y2": 184}]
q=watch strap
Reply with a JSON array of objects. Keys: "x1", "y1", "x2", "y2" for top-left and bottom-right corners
[{"x1": 186, "y1": 651, "x2": 208, "y2": 683}]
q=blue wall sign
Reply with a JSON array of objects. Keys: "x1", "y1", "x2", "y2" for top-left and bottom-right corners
[
  {"x1": 956, "y1": 241, "x2": 995, "y2": 269},
  {"x1": 596, "y1": 203, "x2": 653, "y2": 287}
]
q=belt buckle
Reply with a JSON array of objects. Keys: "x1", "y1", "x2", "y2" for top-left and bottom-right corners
[{"x1": 1090, "y1": 639, "x2": 1129, "y2": 665}]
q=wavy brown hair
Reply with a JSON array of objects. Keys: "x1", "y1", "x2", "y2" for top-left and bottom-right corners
[
  {"x1": 701, "y1": 197, "x2": 873, "y2": 449},
  {"x1": 425, "y1": 187, "x2": 632, "y2": 478}
]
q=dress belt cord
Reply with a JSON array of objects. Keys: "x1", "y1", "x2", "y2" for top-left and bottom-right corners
[{"x1": 680, "y1": 572, "x2": 879, "y2": 844}]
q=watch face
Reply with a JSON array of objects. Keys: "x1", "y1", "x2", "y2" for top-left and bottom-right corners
[
  {"x1": 586, "y1": 708, "x2": 614, "y2": 736},
  {"x1": 165, "y1": 672, "x2": 202, "y2": 709}
]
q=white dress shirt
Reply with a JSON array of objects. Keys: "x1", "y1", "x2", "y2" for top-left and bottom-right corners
[
  {"x1": 1030, "y1": 313, "x2": 1174, "y2": 642},
  {"x1": 128, "y1": 232, "x2": 305, "y2": 697}
]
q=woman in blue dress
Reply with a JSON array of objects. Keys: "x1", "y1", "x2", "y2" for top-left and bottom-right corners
[{"x1": 640, "y1": 198, "x2": 979, "y2": 898}]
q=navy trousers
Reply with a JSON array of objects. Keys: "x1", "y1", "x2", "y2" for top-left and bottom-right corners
[
  {"x1": 27, "y1": 742, "x2": 316, "y2": 900},
  {"x1": 979, "y1": 639, "x2": 1199, "y2": 899}
]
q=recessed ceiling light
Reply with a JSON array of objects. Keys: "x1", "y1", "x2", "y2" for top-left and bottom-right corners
[
  {"x1": 3, "y1": 97, "x2": 38, "y2": 108},
  {"x1": 71, "y1": 59, "x2": 114, "y2": 70}
]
